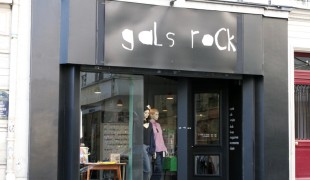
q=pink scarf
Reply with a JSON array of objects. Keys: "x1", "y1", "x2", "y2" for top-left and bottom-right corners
[{"x1": 150, "y1": 119, "x2": 167, "y2": 152}]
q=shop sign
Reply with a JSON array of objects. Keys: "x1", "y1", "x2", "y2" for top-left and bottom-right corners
[
  {"x1": 0, "y1": 91, "x2": 9, "y2": 120},
  {"x1": 104, "y1": 2, "x2": 238, "y2": 74},
  {"x1": 103, "y1": 1, "x2": 263, "y2": 75},
  {"x1": 121, "y1": 22, "x2": 236, "y2": 52}
]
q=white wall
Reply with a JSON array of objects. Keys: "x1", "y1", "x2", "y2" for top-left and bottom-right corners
[
  {"x1": 0, "y1": 3, "x2": 11, "y2": 180},
  {"x1": 0, "y1": 4, "x2": 10, "y2": 89},
  {"x1": 289, "y1": 10, "x2": 310, "y2": 52},
  {"x1": 0, "y1": 0, "x2": 31, "y2": 179},
  {"x1": 114, "y1": 0, "x2": 289, "y2": 18},
  {"x1": 9, "y1": 0, "x2": 31, "y2": 179}
]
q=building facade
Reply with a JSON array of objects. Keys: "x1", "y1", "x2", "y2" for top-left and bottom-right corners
[
  {"x1": 1, "y1": 0, "x2": 310, "y2": 180},
  {"x1": 30, "y1": 0, "x2": 289, "y2": 180}
]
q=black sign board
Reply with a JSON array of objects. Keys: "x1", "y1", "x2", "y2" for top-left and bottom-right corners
[{"x1": 103, "y1": 2, "x2": 263, "y2": 75}]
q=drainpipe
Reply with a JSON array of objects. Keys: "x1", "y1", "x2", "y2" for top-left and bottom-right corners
[{"x1": 6, "y1": 0, "x2": 30, "y2": 179}]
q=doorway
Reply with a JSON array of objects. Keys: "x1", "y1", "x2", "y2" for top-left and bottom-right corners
[{"x1": 187, "y1": 79, "x2": 229, "y2": 180}]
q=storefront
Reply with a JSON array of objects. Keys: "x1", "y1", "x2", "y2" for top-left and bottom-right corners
[{"x1": 29, "y1": 1, "x2": 289, "y2": 180}]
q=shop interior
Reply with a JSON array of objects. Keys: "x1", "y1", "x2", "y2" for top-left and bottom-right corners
[{"x1": 79, "y1": 72, "x2": 177, "y2": 180}]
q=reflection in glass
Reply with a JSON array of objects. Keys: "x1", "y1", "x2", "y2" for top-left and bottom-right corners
[
  {"x1": 80, "y1": 72, "x2": 143, "y2": 179},
  {"x1": 195, "y1": 93, "x2": 220, "y2": 145},
  {"x1": 195, "y1": 155, "x2": 220, "y2": 176}
]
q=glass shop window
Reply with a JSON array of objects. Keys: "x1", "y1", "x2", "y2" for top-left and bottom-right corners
[
  {"x1": 295, "y1": 52, "x2": 310, "y2": 139},
  {"x1": 295, "y1": 85, "x2": 310, "y2": 139},
  {"x1": 80, "y1": 72, "x2": 143, "y2": 179},
  {"x1": 194, "y1": 93, "x2": 220, "y2": 145},
  {"x1": 79, "y1": 73, "x2": 177, "y2": 180}
]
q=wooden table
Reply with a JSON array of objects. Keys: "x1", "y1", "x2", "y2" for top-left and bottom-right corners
[{"x1": 84, "y1": 162, "x2": 126, "y2": 180}]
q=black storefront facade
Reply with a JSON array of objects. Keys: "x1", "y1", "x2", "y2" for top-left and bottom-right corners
[{"x1": 29, "y1": 1, "x2": 288, "y2": 180}]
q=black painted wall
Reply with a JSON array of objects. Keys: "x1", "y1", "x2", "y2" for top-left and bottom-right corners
[
  {"x1": 29, "y1": 0, "x2": 61, "y2": 179},
  {"x1": 263, "y1": 18, "x2": 289, "y2": 180}
]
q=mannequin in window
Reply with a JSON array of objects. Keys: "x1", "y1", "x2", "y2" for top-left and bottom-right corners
[
  {"x1": 150, "y1": 108, "x2": 168, "y2": 180},
  {"x1": 143, "y1": 105, "x2": 156, "y2": 180}
]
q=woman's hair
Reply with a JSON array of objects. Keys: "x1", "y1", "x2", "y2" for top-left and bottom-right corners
[
  {"x1": 144, "y1": 105, "x2": 151, "y2": 112},
  {"x1": 149, "y1": 108, "x2": 159, "y2": 116},
  {"x1": 144, "y1": 105, "x2": 151, "y2": 122}
]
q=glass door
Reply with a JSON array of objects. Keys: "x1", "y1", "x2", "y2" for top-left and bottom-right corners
[{"x1": 188, "y1": 81, "x2": 229, "y2": 180}]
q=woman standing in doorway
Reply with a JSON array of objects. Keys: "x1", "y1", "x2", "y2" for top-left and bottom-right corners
[
  {"x1": 143, "y1": 105, "x2": 156, "y2": 180},
  {"x1": 149, "y1": 108, "x2": 167, "y2": 180}
]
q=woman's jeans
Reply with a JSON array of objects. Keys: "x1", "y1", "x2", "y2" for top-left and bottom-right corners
[
  {"x1": 151, "y1": 151, "x2": 164, "y2": 180},
  {"x1": 143, "y1": 144, "x2": 152, "y2": 180}
]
